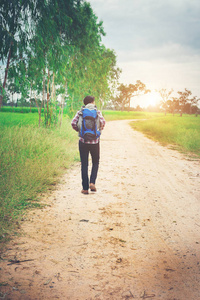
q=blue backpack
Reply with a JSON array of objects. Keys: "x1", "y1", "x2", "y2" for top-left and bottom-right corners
[{"x1": 80, "y1": 107, "x2": 101, "y2": 141}]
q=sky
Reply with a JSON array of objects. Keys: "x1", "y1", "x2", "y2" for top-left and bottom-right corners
[{"x1": 89, "y1": 0, "x2": 200, "y2": 107}]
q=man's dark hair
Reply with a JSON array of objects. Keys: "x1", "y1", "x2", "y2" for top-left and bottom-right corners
[{"x1": 84, "y1": 96, "x2": 95, "y2": 105}]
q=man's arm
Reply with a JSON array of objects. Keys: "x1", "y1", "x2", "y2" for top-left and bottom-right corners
[
  {"x1": 97, "y1": 111, "x2": 106, "y2": 131},
  {"x1": 71, "y1": 111, "x2": 80, "y2": 132}
]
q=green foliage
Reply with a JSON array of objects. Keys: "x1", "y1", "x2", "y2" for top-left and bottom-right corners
[
  {"x1": 0, "y1": 113, "x2": 78, "y2": 241},
  {"x1": 131, "y1": 114, "x2": 200, "y2": 156},
  {"x1": 0, "y1": 0, "x2": 37, "y2": 107},
  {"x1": 66, "y1": 46, "x2": 120, "y2": 112},
  {"x1": 1, "y1": 0, "x2": 119, "y2": 124}
]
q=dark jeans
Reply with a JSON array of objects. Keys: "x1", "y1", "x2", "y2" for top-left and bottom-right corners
[{"x1": 79, "y1": 141, "x2": 100, "y2": 190}]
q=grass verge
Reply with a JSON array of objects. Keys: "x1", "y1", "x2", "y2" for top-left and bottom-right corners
[
  {"x1": 0, "y1": 113, "x2": 79, "y2": 243},
  {"x1": 131, "y1": 114, "x2": 200, "y2": 157},
  {"x1": 103, "y1": 110, "x2": 163, "y2": 121}
]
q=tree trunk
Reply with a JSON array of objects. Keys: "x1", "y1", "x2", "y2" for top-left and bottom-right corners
[
  {"x1": 71, "y1": 94, "x2": 74, "y2": 112},
  {"x1": 35, "y1": 94, "x2": 41, "y2": 127},
  {"x1": 121, "y1": 101, "x2": 124, "y2": 112},
  {"x1": 52, "y1": 72, "x2": 55, "y2": 99},
  {"x1": 11, "y1": 93, "x2": 14, "y2": 111},
  {"x1": 128, "y1": 98, "x2": 131, "y2": 112},
  {"x1": 47, "y1": 69, "x2": 50, "y2": 117},
  {"x1": 30, "y1": 87, "x2": 32, "y2": 113},
  {"x1": 59, "y1": 98, "x2": 64, "y2": 127},
  {"x1": 42, "y1": 69, "x2": 46, "y2": 122},
  {"x1": 0, "y1": 43, "x2": 13, "y2": 108},
  {"x1": 189, "y1": 104, "x2": 192, "y2": 115},
  {"x1": 50, "y1": 72, "x2": 56, "y2": 126}
]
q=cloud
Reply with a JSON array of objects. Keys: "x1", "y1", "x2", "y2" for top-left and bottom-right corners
[
  {"x1": 89, "y1": 0, "x2": 200, "y2": 97},
  {"x1": 93, "y1": 0, "x2": 200, "y2": 50},
  {"x1": 119, "y1": 55, "x2": 200, "y2": 94},
  {"x1": 118, "y1": 42, "x2": 200, "y2": 63}
]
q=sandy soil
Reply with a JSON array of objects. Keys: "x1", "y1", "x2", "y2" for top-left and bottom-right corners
[{"x1": 1, "y1": 120, "x2": 200, "y2": 300}]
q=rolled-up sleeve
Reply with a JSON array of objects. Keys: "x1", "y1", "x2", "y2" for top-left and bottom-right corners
[
  {"x1": 98, "y1": 111, "x2": 106, "y2": 131},
  {"x1": 71, "y1": 111, "x2": 80, "y2": 132}
]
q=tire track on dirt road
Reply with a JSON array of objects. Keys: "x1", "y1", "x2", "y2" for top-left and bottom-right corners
[{"x1": 1, "y1": 120, "x2": 200, "y2": 299}]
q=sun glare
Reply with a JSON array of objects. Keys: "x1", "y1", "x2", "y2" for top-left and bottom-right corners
[
  {"x1": 131, "y1": 90, "x2": 162, "y2": 108},
  {"x1": 144, "y1": 91, "x2": 161, "y2": 107}
]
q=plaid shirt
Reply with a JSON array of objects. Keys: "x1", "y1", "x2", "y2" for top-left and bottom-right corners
[{"x1": 71, "y1": 109, "x2": 105, "y2": 144}]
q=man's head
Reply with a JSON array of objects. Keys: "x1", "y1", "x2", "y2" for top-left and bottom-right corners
[{"x1": 84, "y1": 96, "x2": 95, "y2": 106}]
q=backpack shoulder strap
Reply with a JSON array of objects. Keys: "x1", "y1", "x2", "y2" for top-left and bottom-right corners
[{"x1": 80, "y1": 105, "x2": 85, "y2": 114}]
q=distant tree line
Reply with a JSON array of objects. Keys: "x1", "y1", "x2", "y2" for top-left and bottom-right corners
[
  {"x1": 107, "y1": 84, "x2": 200, "y2": 116},
  {"x1": 158, "y1": 88, "x2": 200, "y2": 116},
  {"x1": 0, "y1": 0, "x2": 120, "y2": 126}
]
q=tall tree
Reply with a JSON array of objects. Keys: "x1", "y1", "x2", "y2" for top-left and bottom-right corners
[
  {"x1": 29, "y1": 0, "x2": 112, "y2": 124},
  {"x1": 177, "y1": 88, "x2": 192, "y2": 117},
  {"x1": 2, "y1": 0, "x2": 120, "y2": 125},
  {"x1": 188, "y1": 95, "x2": 200, "y2": 115},
  {"x1": 0, "y1": 0, "x2": 36, "y2": 108},
  {"x1": 158, "y1": 88, "x2": 174, "y2": 115},
  {"x1": 65, "y1": 45, "x2": 120, "y2": 112},
  {"x1": 113, "y1": 80, "x2": 150, "y2": 111},
  {"x1": 170, "y1": 97, "x2": 180, "y2": 115}
]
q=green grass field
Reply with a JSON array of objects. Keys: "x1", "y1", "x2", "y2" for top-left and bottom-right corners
[
  {"x1": 0, "y1": 111, "x2": 39, "y2": 126},
  {"x1": 0, "y1": 112, "x2": 79, "y2": 243},
  {"x1": 103, "y1": 110, "x2": 163, "y2": 121},
  {"x1": 131, "y1": 114, "x2": 200, "y2": 156},
  {"x1": 0, "y1": 106, "x2": 40, "y2": 113}
]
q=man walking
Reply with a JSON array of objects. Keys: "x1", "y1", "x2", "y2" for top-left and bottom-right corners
[{"x1": 71, "y1": 96, "x2": 105, "y2": 194}]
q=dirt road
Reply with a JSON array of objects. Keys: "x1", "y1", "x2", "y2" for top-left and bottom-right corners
[{"x1": 1, "y1": 120, "x2": 200, "y2": 300}]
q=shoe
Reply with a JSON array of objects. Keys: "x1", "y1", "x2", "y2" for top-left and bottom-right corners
[
  {"x1": 81, "y1": 189, "x2": 89, "y2": 195},
  {"x1": 89, "y1": 183, "x2": 97, "y2": 192}
]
